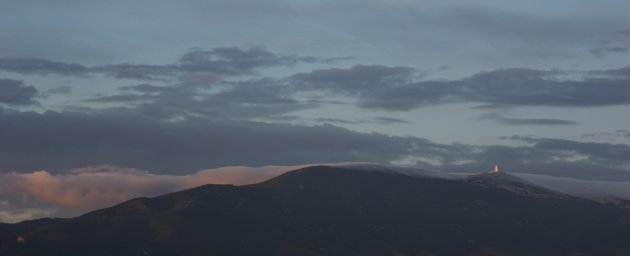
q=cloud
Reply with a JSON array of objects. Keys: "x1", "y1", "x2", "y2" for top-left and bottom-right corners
[
  {"x1": 95, "y1": 63, "x2": 177, "y2": 81},
  {"x1": 0, "y1": 164, "x2": 315, "y2": 223},
  {"x1": 0, "y1": 58, "x2": 88, "y2": 76},
  {"x1": 357, "y1": 80, "x2": 455, "y2": 110},
  {"x1": 178, "y1": 46, "x2": 324, "y2": 75},
  {"x1": 0, "y1": 47, "x2": 333, "y2": 81},
  {"x1": 617, "y1": 29, "x2": 630, "y2": 36},
  {"x1": 313, "y1": 117, "x2": 357, "y2": 124},
  {"x1": 479, "y1": 113, "x2": 578, "y2": 126},
  {"x1": 95, "y1": 45, "x2": 322, "y2": 80},
  {"x1": 371, "y1": 116, "x2": 410, "y2": 124},
  {"x1": 2, "y1": 0, "x2": 626, "y2": 76},
  {"x1": 4, "y1": 50, "x2": 629, "y2": 113},
  {"x1": 581, "y1": 130, "x2": 630, "y2": 139},
  {"x1": 0, "y1": 165, "x2": 303, "y2": 209},
  {"x1": 290, "y1": 66, "x2": 630, "y2": 110},
  {"x1": 469, "y1": 136, "x2": 630, "y2": 180},
  {"x1": 0, "y1": 79, "x2": 39, "y2": 105},
  {"x1": 84, "y1": 94, "x2": 152, "y2": 103},
  {"x1": 0, "y1": 57, "x2": 175, "y2": 81},
  {"x1": 0, "y1": 108, "x2": 439, "y2": 174},
  {"x1": 312, "y1": 117, "x2": 410, "y2": 125},
  {"x1": 0, "y1": 205, "x2": 56, "y2": 224},
  {"x1": 515, "y1": 173, "x2": 630, "y2": 202},
  {"x1": 591, "y1": 65, "x2": 630, "y2": 79},
  {"x1": 145, "y1": 80, "x2": 310, "y2": 119},
  {"x1": 0, "y1": 163, "x2": 378, "y2": 223},
  {"x1": 590, "y1": 46, "x2": 629, "y2": 57},
  {"x1": 510, "y1": 136, "x2": 630, "y2": 164},
  {"x1": 0, "y1": 107, "x2": 628, "y2": 181},
  {"x1": 289, "y1": 64, "x2": 416, "y2": 94},
  {"x1": 120, "y1": 84, "x2": 177, "y2": 93},
  {"x1": 41, "y1": 86, "x2": 72, "y2": 97},
  {"x1": 83, "y1": 77, "x2": 314, "y2": 120}
]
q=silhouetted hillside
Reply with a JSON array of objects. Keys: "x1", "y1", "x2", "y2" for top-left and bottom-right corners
[{"x1": 1, "y1": 166, "x2": 629, "y2": 256}]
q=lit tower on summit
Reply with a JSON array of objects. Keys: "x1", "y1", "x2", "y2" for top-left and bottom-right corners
[{"x1": 492, "y1": 164, "x2": 500, "y2": 173}]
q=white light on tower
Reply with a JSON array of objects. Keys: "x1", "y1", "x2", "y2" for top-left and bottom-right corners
[{"x1": 493, "y1": 164, "x2": 500, "y2": 173}]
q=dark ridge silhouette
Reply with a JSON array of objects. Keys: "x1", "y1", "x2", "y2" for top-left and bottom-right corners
[{"x1": 1, "y1": 165, "x2": 629, "y2": 256}]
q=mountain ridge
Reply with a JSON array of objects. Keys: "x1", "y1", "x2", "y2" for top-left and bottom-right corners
[{"x1": 1, "y1": 165, "x2": 629, "y2": 256}]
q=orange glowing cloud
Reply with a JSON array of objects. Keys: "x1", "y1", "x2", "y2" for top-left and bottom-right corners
[
  {"x1": 0, "y1": 162, "x2": 368, "y2": 221},
  {"x1": 0, "y1": 165, "x2": 301, "y2": 223}
]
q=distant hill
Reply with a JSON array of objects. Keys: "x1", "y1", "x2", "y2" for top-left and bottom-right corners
[{"x1": 1, "y1": 165, "x2": 630, "y2": 256}]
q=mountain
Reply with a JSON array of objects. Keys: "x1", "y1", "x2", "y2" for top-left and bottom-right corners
[
  {"x1": 465, "y1": 171, "x2": 569, "y2": 200},
  {"x1": 1, "y1": 166, "x2": 630, "y2": 256}
]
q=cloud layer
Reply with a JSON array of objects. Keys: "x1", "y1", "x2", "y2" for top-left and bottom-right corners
[
  {"x1": 0, "y1": 79, "x2": 38, "y2": 106},
  {"x1": 0, "y1": 107, "x2": 628, "y2": 181},
  {"x1": 0, "y1": 47, "x2": 628, "y2": 183},
  {"x1": 291, "y1": 66, "x2": 630, "y2": 110},
  {"x1": 3, "y1": 47, "x2": 630, "y2": 114},
  {"x1": 0, "y1": 164, "x2": 310, "y2": 223},
  {"x1": 0, "y1": 46, "x2": 331, "y2": 81},
  {"x1": 479, "y1": 113, "x2": 579, "y2": 126}
]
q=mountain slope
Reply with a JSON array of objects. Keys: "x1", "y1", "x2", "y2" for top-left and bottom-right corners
[
  {"x1": 1, "y1": 166, "x2": 630, "y2": 256},
  {"x1": 465, "y1": 171, "x2": 569, "y2": 199}
]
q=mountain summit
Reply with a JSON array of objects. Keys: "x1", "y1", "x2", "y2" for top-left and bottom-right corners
[
  {"x1": 466, "y1": 166, "x2": 569, "y2": 200},
  {"x1": 1, "y1": 165, "x2": 629, "y2": 256}
]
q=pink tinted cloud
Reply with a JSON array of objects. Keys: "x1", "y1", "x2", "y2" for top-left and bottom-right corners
[
  {"x1": 0, "y1": 164, "x2": 317, "y2": 212},
  {"x1": 0, "y1": 162, "x2": 368, "y2": 222}
]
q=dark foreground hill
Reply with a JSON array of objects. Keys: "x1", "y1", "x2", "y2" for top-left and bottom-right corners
[{"x1": 1, "y1": 166, "x2": 630, "y2": 256}]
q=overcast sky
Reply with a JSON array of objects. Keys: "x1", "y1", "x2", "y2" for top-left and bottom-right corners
[{"x1": 1, "y1": 0, "x2": 629, "y2": 222}]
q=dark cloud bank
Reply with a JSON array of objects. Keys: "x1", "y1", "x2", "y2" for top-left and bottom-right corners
[
  {"x1": 0, "y1": 79, "x2": 38, "y2": 106},
  {"x1": 27, "y1": 56, "x2": 627, "y2": 131},
  {"x1": 0, "y1": 107, "x2": 629, "y2": 181},
  {"x1": 3, "y1": 46, "x2": 630, "y2": 114},
  {"x1": 0, "y1": 46, "x2": 332, "y2": 80},
  {"x1": 290, "y1": 65, "x2": 630, "y2": 111},
  {"x1": 479, "y1": 113, "x2": 578, "y2": 126},
  {"x1": 1, "y1": 47, "x2": 629, "y2": 181}
]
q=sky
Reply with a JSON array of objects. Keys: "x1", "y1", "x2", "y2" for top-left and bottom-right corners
[{"x1": 1, "y1": 0, "x2": 629, "y2": 222}]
